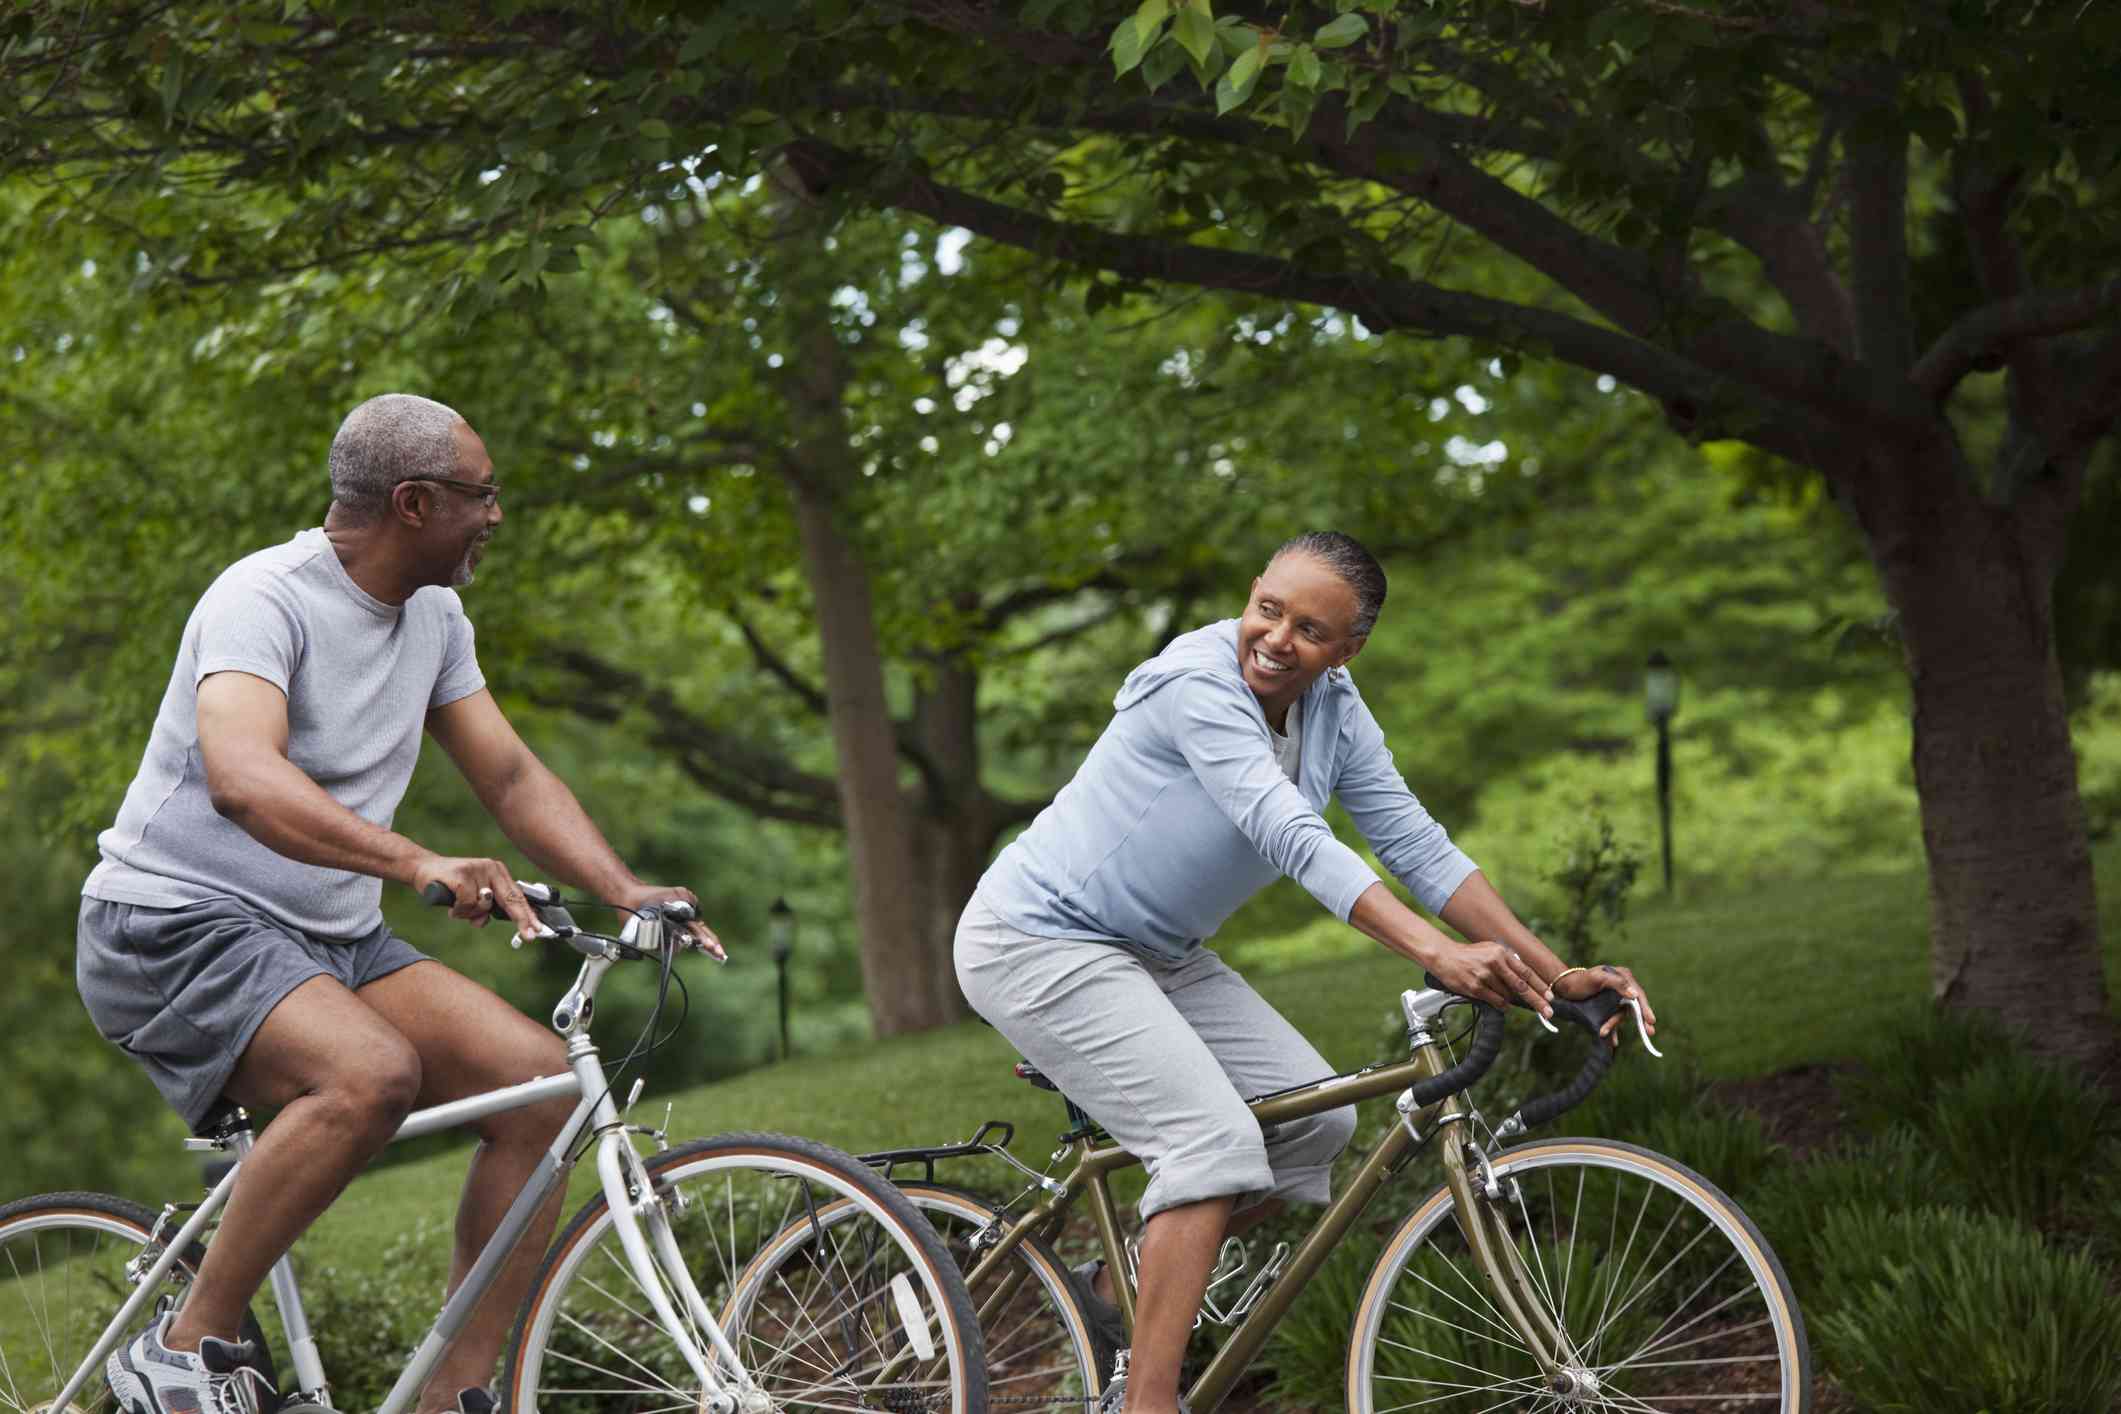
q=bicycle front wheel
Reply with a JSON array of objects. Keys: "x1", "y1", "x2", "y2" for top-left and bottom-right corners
[
  {"x1": 0, "y1": 1192, "x2": 272, "y2": 1414},
  {"x1": 504, "y1": 1133, "x2": 986, "y2": 1414},
  {"x1": 1348, "y1": 1138, "x2": 1809, "y2": 1414}
]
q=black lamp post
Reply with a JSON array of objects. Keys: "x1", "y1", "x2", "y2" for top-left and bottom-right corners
[
  {"x1": 769, "y1": 897, "x2": 794, "y2": 1061},
  {"x1": 1644, "y1": 650, "x2": 1680, "y2": 893}
]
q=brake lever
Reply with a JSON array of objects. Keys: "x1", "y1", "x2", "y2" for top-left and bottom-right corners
[{"x1": 1624, "y1": 998, "x2": 1664, "y2": 1058}]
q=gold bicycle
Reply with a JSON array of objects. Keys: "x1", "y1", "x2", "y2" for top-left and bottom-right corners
[{"x1": 849, "y1": 981, "x2": 1809, "y2": 1412}]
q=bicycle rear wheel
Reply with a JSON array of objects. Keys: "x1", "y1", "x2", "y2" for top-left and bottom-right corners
[
  {"x1": 504, "y1": 1133, "x2": 986, "y2": 1414},
  {"x1": 893, "y1": 1185, "x2": 1103, "y2": 1411},
  {"x1": 0, "y1": 1192, "x2": 272, "y2": 1414},
  {"x1": 1347, "y1": 1138, "x2": 1809, "y2": 1413}
]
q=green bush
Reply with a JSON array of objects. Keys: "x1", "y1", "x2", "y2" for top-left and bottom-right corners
[
  {"x1": 1813, "y1": 1205, "x2": 2121, "y2": 1413},
  {"x1": 1922, "y1": 1053, "x2": 2113, "y2": 1230},
  {"x1": 1839, "y1": 1009, "x2": 2001, "y2": 1131},
  {"x1": 298, "y1": 1219, "x2": 454, "y2": 1410},
  {"x1": 1631, "y1": 1104, "x2": 1787, "y2": 1202},
  {"x1": 1548, "y1": 1045, "x2": 1705, "y2": 1142},
  {"x1": 1259, "y1": 1228, "x2": 1385, "y2": 1410},
  {"x1": 1746, "y1": 1127, "x2": 1969, "y2": 1295}
]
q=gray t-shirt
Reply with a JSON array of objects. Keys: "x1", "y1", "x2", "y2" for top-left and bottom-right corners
[{"x1": 85, "y1": 528, "x2": 486, "y2": 939}]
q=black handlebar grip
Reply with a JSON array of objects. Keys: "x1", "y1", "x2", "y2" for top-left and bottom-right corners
[
  {"x1": 420, "y1": 882, "x2": 457, "y2": 908},
  {"x1": 1518, "y1": 1035, "x2": 1616, "y2": 1129},
  {"x1": 1512, "y1": 986, "x2": 1627, "y2": 1129},
  {"x1": 1408, "y1": 1002, "x2": 1508, "y2": 1106}
]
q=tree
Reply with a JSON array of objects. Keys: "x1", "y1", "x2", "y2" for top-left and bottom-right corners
[
  {"x1": 9, "y1": 1, "x2": 2115, "y2": 1057},
  {"x1": 3, "y1": 171, "x2": 1570, "y2": 1032}
]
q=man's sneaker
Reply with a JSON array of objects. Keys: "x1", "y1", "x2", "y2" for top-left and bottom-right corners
[
  {"x1": 106, "y1": 1313, "x2": 277, "y2": 1414},
  {"x1": 1066, "y1": 1259, "x2": 1128, "y2": 1384}
]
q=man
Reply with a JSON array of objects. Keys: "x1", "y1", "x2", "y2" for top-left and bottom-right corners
[{"x1": 78, "y1": 393, "x2": 723, "y2": 1414}]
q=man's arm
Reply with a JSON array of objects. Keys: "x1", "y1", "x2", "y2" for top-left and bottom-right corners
[
  {"x1": 425, "y1": 689, "x2": 724, "y2": 955},
  {"x1": 196, "y1": 670, "x2": 547, "y2": 936}
]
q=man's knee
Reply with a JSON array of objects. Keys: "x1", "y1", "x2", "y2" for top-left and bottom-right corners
[{"x1": 319, "y1": 1036, "x2": 423, "y2": 1137}]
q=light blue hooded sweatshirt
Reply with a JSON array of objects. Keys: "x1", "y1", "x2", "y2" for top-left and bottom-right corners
[{"x1": 975, "y1": 620, "x2": 1478, "y2": 960}]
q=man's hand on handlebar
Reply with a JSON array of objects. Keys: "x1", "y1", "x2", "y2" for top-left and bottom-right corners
[
  {"x1": 614, "y1": 883, "x2": 726, "y2": 961},
  {"x1": 1554, "y1": 963, "x2": 1657, "y2": 1043},
  {"x1": 1422, "y1": 940, "x2": 1553, "y2": 1020},
  {"x1": 413, "y1": 855, "x2": 544, "y2": 938}
]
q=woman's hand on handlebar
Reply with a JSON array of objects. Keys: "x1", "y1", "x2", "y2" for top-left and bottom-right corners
[
  {"x1": 1424, "y1": 939, "x2": 1554, "y2": 1020},
  {"x1": 1555, "y1": 962, "x2": 1656, "y2": 1042},
  {"x1": 615, "y1": 882, "x2": 726, "y2": 961}
]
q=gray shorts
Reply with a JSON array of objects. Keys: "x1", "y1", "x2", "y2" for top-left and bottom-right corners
[
  {"x1": 77, "y1": 895, "x2": 428, "y2": 1131},
  {"x1": 954, "y1": 893, "x2": 1355, "y2": 1221}
]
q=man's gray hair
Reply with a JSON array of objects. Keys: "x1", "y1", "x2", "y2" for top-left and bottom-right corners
[{"x1": 328, "y1": 393, "x2": 466, "y2": 522}]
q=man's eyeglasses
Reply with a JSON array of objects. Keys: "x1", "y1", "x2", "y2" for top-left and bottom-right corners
[{"x1": 407, "y1": 476, "x2": 501, "y2": 509}]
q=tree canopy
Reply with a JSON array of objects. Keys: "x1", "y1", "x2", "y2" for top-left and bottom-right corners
[{"x1": 6, "y1": 0, "x2": 2119, "y2": 1057}]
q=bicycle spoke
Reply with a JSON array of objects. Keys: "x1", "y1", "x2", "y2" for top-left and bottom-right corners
[{"x1": 1611, "y1": 1266, "x2": 1754, "y2": 1370}]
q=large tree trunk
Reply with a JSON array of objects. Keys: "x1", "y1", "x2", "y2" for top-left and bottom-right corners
[
  {"x1": 1856, "y1": 444, "x2": 2113, "y2": 1065},
  {"x1": 906, "y1": 658, "x2": 994, "y2": 1024},
  {"x1": 775, "y1": 279, "x2": 958, "y2": 1035}
]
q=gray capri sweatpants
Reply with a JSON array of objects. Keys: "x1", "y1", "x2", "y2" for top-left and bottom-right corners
[{"x1": 954, "y1": 893, "x2": 1356, "y2": 1221}]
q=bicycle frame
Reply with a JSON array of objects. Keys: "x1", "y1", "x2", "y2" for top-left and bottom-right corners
[
  {"x1": 48, "y1": 914, "x2": 755, "y2": 1414},
  {"x1": 953, "y1": 990, "x2": 1562, "y2": 1414}
]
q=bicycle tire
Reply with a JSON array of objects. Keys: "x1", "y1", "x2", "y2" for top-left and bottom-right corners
[
  {"x1": 0, "y1": 1191, "x2": 274, "y2": 1414},
  {"x1": 1346, "y1": 1138, "x2": 1810, "y2": 1413},
  {"x1": 503, "y1": 1132, "x2": 987, "y2": 1414},
  {"x1": 892, "y1": 1185, "x2": 1104, "y2": 1411}
]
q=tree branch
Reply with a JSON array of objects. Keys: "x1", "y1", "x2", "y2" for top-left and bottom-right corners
[
  {"x1": 1843, "y1": 74, "x2": 1913, "y2": 377},
  {"x1": 732, "y1": 612, "x2": 829, "y2": 716},
  {"x1": 1912, "y1": 279, "x2": 2121, "y2": 403},
  {"x1": 782, "y1": 137, "x2": 1879, "y2": 460},
  {"x1": 535, "y1": 645, "x2": 843, "y2": 828}
]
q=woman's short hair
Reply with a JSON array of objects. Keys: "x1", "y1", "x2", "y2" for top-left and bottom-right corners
[
  {"x1": 1271, "y1": 530, "x2": 1387, "y2": 637},
  {"x1": 328, "y1": 393, "x2": 465, "y2": 522}
]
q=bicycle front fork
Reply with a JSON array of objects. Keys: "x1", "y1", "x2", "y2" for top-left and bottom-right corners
[{"x1": 1439, "y1": 1131, "x2": 1592, "y2": 1395}]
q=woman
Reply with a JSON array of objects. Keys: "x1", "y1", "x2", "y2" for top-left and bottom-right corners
[{"x1": 955, "y1": 531, "x2": 1656, "y2": 1414}]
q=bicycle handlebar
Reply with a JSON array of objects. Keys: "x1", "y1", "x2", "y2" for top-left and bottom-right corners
[
  {"x1": 418, "y1": 879, "x2": 698, "y2": 953},
  {"x1": 1415, "y1": 975, "x2": 1646, "y2": 1136},
  {"x1": 1408, "y1": 986, "x2": 1509, "y2": 1107},
  {"x1": 1510, "y1": 988, "x2": 1625, "y2": 1130}
]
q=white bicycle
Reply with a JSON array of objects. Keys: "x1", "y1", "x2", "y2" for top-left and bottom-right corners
[{"x1": 0, "y1": 883, "x2": 986, "y2": 1414}]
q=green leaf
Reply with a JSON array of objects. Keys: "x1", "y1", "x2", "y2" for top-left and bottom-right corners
[
  {"x1": 1288, "y1": 43, "x2": 1321, "y2": 89},
  {"x1": 1141, "y1": 37, "x2": 1188, "y2": 91},
  {"x1": 1215, "y1": 42, "x2": 1263, "y2": 114},
  {"x1": 1109, "y1": 15, "x2": 1151, "y2": 76},
  {"x1": 1172, "y1": 5, "x2": 1215, "y2": 66},
  {"x1": 1314, "y1": 13, "x2": 1367, "y2": 48},
  {"x1": 1132, "y1": 0, "x2": 1170, "y2": 48},
  {"x1": 1279, "y1": 78, "x2": 1320, "y2": 136},
  {"x1": 638, "y1": 119, "x2": 672, "y2": 140}
]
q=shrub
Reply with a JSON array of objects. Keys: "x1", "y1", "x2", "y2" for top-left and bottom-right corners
[
  {"x1": 302, "y1": 1219, "x2": 453, "y2": 1411},
  {"x1": 1812, "y1": 1205, "x2": 2121, "y2": 1413},
  {"x1": 1259, "y1": 1227, "x2": 1385, "y2": 1410},
  {"x1": 1922, "y1": 1052, "x2": 2113, "y2": 1230},
  {"x1": 1630, "y1": 1103, "x2": 1787, "y2": 1203},
  {"x1": 1548, "y1": 1045, "x2": 1705, "y2": 1142},
  {"x1": 1745, "y1": 1126, "x2": 1969, "y2": 1295},
  {"x1": 1839, "y1": 1009, "x2": 2001, "y2": 1131}
]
